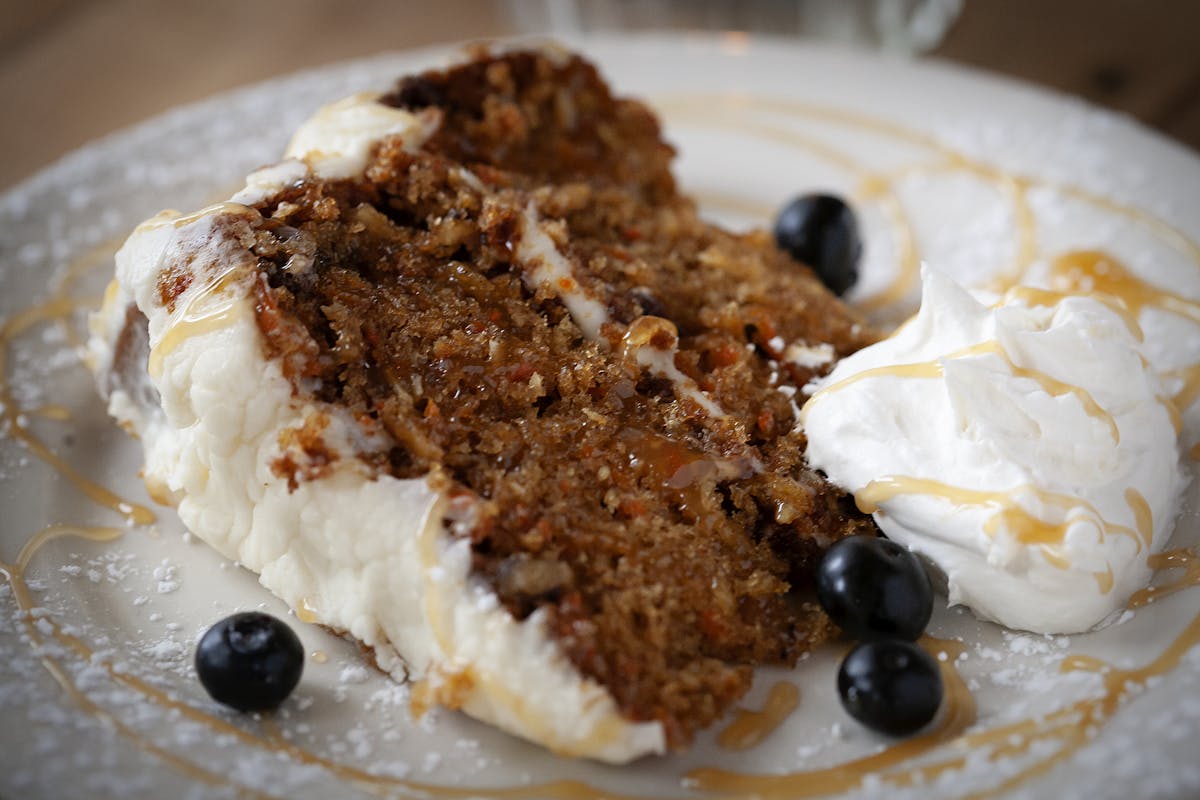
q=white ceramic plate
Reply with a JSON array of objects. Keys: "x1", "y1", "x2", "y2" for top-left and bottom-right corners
[{"x1": 1, "y1": 34, "x2": 1198, "y2": 800}]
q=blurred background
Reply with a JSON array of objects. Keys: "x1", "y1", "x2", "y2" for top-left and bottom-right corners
[{"x1": 2, "y1": 0, "x2": 1197, "y2": 189}]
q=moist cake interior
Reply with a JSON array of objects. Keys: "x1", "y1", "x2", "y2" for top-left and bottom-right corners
[{"x1": 208, "y1": 50, "x2": 877, "y2": 748}]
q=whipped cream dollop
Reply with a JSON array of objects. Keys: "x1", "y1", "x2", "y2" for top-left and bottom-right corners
[{"x1": 803, "y1": 267, "x2": 1187, "y2": 634}]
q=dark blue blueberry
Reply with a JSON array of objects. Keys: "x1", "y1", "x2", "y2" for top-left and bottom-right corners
[
  {"x1": 773, "y1": 194, "x2": 861, "y2": 295},
  {"x1": 838, "y1": 639, "x2": 942, "y2": 736},
  {"x1": 195, "y1": 612, "x2": 304, "y2": 712},
  {"x1": 816, "y1": 535, "x2": 933, "y2": 641}
]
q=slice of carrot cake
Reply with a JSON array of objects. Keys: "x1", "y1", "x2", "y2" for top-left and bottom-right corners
[{"x1": 88, "y1": 47, "x2": 877, "y2": 761}]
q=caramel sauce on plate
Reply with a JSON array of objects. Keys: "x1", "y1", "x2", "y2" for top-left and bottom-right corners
[
  {"x1": 689, "y1": 635, "x2": 976, "y2": 799},
  {"x1": 716, "y1": 681, "x2": 801, "y2": 751},
  {"x1": 0, "y1": 527, "x2": 274, "y2": 800},
  {"x1": 0, "y1": 242, "x2": 155, "y2": 525}
]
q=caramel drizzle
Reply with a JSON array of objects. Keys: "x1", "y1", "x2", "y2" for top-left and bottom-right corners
[
  {"x1": 1160, "y1": 394, "x2": 1184, "y2": 435},
  {"x1": 1129, "y1": 547, "x2": 1200, "y2": 608},
  {"x1": 855, "y1": 475, "x2": 1148, "y2": 561},
  {"x1": 804, "y1": 339, "x2": 1121, "y2": 444},
  {"x1": 1014, "y1": 252, "x2": 1198, "y2": 425},
  {"x1": 961, "y1": 612, "x2": 1200, "y2": 800},
  {"x1": 134, "y1": 202, "x2": 257, "y2": 233},
  {"x1": 28, "y1": 403, "x2": 73, "y2": 421},
  {"x1": 0, "y1": 292, "x2": 154, "y2": 525},
  {"x1": 1048, "y1": 250, "x2": 1200, "y2": 326},
  {"x1": 854, "y1": 176, "x2": 921, "y2": 311},
  {"x1": 147, "y1": 266, "x2": 247, "y2": 377},
  {"x1": 0, "y1": 527, "x2": 273, "y2": 800},
  {"x1": 716, "y1": 681, "x2": 801, "y2": 751}
]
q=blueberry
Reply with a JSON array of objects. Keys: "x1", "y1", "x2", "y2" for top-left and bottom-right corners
[
  {"x1": 195, "y1": 612, "x2": 304, "y2": 712},
  {"x1": 816, "y1": 535, "x2": 933, "y2": 641},
  {"x1": 773, "y1": 194, "x2": 861, "y2": 295},
  {"x1": 838, "y1": 639, "x2": 942, "y2": 736}
]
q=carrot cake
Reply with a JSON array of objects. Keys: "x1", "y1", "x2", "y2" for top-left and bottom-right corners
[{"x1": 87, "y1": 46, "x2": 877, "y2": 761}]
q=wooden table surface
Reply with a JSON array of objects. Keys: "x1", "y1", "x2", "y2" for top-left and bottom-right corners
[{"x1": 2, "y1": 0, "x2": 1197, "y2": 190}]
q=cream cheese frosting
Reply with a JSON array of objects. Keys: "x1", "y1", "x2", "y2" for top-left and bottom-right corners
[
  {"x1": 86, "y1": 92, "x2": 666, "y2": 763},
  {"x1": 284, "y1": 92, "x2": 439, "y2": 180},
  {"x1": 802, "y1": 267, "x2": 1188, "y2": 634}
]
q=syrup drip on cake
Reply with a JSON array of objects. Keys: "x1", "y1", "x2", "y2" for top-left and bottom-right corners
[
  {"x1": 2, "y1": 85, "x2": 1198, "y2": 799},
  {"x1": 135, "y1": 202, "x2": 258, "y2": 233},
  {"x1": 147, "y1": 265, "x2": 248, "y2": 377}
]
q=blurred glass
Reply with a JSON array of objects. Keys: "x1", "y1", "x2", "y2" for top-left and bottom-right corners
[{"x1": 502, "y1": 0, "x2": 964, "y2": 54}]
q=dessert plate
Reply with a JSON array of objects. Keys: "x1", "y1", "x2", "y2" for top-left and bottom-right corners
[{"x1": 1, "y1": 33, "x2": 1198, "y2": 800}]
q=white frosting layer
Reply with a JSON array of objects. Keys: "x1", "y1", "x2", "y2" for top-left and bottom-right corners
[
  {"x1": 284, "y1": 92, "x2": 438, "y2": 180},
  {"x1": 803, "y1": 267, "x2": 1187, "y2": 634},
  {"x1": 86, "y1": 96, "x2": 665, "y2": 761}
]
